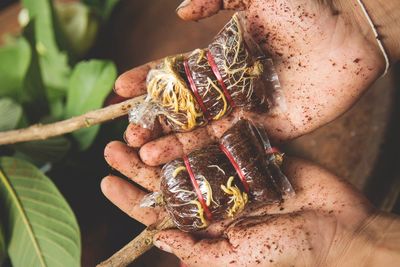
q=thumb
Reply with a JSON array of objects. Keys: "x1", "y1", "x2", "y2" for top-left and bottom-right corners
[
  {"x1": 154, "y1": 229, "x2": 236, "y2": 266},
  {"x1": 176, "y1": 0, "x2": 249, "y2": 21}
]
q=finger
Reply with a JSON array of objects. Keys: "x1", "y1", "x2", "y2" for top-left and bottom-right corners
[
  {"x1": 137, "y1": 109, "x2": 272, "y2": 166},
  {"x1": 124, "y1": 121, "x2": 163, "y2": 148},
  {"x1": 139, "y1": 115, "x2": 238, "y2": 166},
  {"x1": 140, "y1": 126, "x2": 214, "y2": 166},
  {"x1": 176, "y1": 0, "x2": 249, "y2": 21},
  {"x1": 104, "y1": 92, "x2": 128, "y2": 106},
  {"x1": 153, "y1": 229, "x2": 236, "y2": 266},
  {"x1": 114, "y1": 52, "x2": 189, "y2": 98},
  {"x1": 100, "y1": 175, "x2": 163, "y2": 225},
  {"x1": 104, "y1": 141, "x2": 161, "y2": 191},
  {"x1": 114, "y1": 60, "x2": 159, "y2": 98}
]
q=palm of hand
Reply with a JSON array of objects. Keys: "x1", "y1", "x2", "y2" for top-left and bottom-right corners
[
  {"x1": 150, "y1": 159, "x2": 374, "y2": 266},
  {"x1": 243, "y1": 0, "x2": 382, "y2": 139}
]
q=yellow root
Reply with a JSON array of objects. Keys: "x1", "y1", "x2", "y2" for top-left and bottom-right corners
[
  {"x1": 206, "y1": 77, "x2": 228, "y2": 120},
  {"x1": 147, "y1": 56, "x2": 203, "y2": 131},
  {"x1": 171, "y1": 166, "x2": 215, "y2": 229},
  {"x1": 172, "y1": 166, "x2": 187, "y2": 178},
  {"x1": 212, "y1": 13, "x2": 263, "y2": 104},
  {"x1": 197, "y1": 175, "x2": 217, "y2": 207},
  {"x1": 190, "y1": 200, "x2": 209, "y2": 229},
  {"x1": 220, "y1": 176, "x2": 248, "y2": 217}
]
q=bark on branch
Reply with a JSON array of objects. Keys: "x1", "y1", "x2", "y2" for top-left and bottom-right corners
[{"x1": 0, "y1": 95, "x2": 146, "y2": 145}]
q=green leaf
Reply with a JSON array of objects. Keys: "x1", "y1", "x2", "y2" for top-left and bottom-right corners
[
  {"x1": 21, "y1": 0, "x2": 71, "y2": 97},
  {"x1": 65, "y1": 60, "x2": 117, "y2": 150},
  {"x1": 55, "y1": 2, "x2": 99, "y2": 58},
  {"x1": 37, "y1": 47, "x2": 71, "y2": 99},
  {"x1": 13, "y1": 137, "x2": 71, "y2": 166},
  {"x1": 0, "y1": 221, "x2": 5, "y2": 266},
  {"x1": 0, "y1": 38, "x2": 31, "y2": 100},
  {"x1": 83, "y1": 0, "x2": 120, "y2": 21},
  {"x1": 0, "y1": 157, "x2": 81, "y2": 267},
  {"x1": 0, "y1": 98, "x2": 23, "y2": 131},
  {"x1": 21, "y1": 23, "x2": 50, "y2": 119}
]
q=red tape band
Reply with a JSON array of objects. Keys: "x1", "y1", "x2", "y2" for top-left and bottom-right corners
[
  {"x1": 206, "y1": 51, "x2": 236, "y2": 108},
  {"x1": 183, "y1": 155, "x2": 213, "y2": 221},
  {"x1": 219, "y1": 144, "x2": 250, "y2": 193},
  {"x1": 266, "y1": 147, "x2": 281, "y2": 154},
  {"x1": 183, "y1": 59, "x2": 212, "y2": 121}
]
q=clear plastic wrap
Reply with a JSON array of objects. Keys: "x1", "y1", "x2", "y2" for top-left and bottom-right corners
[
  {"x1": 141, "y1": 119, "x2": 295, "y2": 232},
  {"x1": 160, "y1": 145, "x2": 244, "y2": 232},
  {"x1": 253, "y1": 124, "x2": 295, "y2": 197},
  {"x1": 129, "y1": 12, "x2": 283, "y2": 132},
  {"x1": 219, "y1": 120, "x2": 280, "y2": 202}
]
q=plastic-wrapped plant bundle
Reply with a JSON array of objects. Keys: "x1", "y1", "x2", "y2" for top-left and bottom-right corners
[
  {"x1": 129, "y1": 12, "x2": 282, "y2": 132},
  {"x1": 141, "y1": 119, "x2": 294, "y2": 232}
]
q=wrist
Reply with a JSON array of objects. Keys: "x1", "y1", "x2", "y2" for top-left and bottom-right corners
[
  {"x1": 337, "y1": 212, "x2": 400, "y2": 267},
  {"x1": 362, "y1": 212, "x2": 400, "y2": 266},
  {"x1": 335, "y1": 0, "x2": 399, "y2": 64}
]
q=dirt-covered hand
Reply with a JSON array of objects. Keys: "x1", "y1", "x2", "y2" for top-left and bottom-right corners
[
  {"x1": 101, "y1": 151, "x2": 399, "y2": 266},
  {"x1": 110, "y1": 0, "x2": 385, "y2": 167},
  {"x1": 150, "y1": 158, "x2": 400, "y2": 267}
]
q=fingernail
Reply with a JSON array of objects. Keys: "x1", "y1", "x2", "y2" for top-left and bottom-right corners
[
  {"x1": 176, "y1": 0, "x2": 191, "y2": 12},
  {"x1": 153, "y1": 238, "x2": 173, "y2": 253}
]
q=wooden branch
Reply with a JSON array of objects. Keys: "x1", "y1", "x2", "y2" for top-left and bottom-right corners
[
  {"x1": 0, "y1": 95, "x2": 146, "y2": 145},
  {"x1": 97, "y1": 218, "x2": 175, "y2": 267}
]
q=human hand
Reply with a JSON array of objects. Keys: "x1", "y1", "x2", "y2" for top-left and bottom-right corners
[
  {"x1": 112, "y1": 0, "x2": 385, "y2": 167},
  {"x1": 101, "y1": 149, "x2": 400, "y2": 266}
]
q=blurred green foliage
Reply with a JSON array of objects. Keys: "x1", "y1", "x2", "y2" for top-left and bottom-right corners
[{"x1": 0, "y1": 0, "x2": 121, "y2": 266}]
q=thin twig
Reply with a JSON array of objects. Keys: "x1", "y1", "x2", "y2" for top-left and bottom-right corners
[
  {"x1": 97, "y1": 217, "x2": 175, "y2": 267},
  {"x1": 0, "y1": 95, "x2": 146, "y2": 145}
]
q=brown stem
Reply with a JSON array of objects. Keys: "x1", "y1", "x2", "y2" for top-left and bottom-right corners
[
  {"x1": 0, "y1": 95, "x2": 146, "y2": 145},
  {"x1": 97, "y1": 218, "x2": 175, "y2": 267}
]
